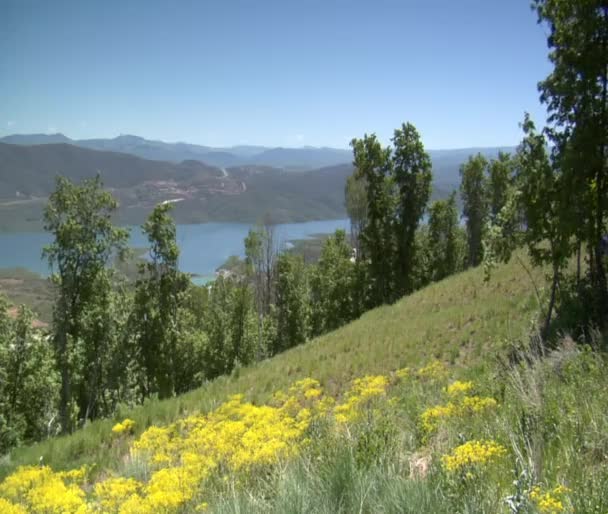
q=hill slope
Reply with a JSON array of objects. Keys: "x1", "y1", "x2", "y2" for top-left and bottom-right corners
[
  {"x1": 0, "y1": 143, "x2": 352, "y2": 228},
  {"x1": 0, "y1": 253, "x2": 542, "y2": 476},
  {"x1": 0, "y1": 133, "x2": 515, "y2": 185},
  {"x1": 2, "y1": 255, "x2": 606, "y2": 513}
]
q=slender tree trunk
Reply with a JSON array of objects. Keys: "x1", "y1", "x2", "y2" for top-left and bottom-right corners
[
  {"x1": 576, "y1": 239, "x2": 581, "y2": 286},
  {"x1": 542, "y1": 264, "x2": 559, "y2": 340},
  {"x1": 596, "y1": 15, "x2": 608, "y2": 328},
  {"x1": 57, "y1": 328, "x2": 71, "y2": 433}
]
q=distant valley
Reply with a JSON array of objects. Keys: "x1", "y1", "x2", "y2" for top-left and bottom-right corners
[{"x1": 0, "y1": 134, "x2": 515, "y2": 231}]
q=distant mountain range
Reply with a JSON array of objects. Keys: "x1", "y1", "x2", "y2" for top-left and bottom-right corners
[
  {"x1": 0, "y1": 134, "x2": 517, "y2": 230},
  {"x1": 0, "y1": 133, "x2": 515, "y2": 184},
  {"x1": 0, "y1": 142, "x2": 356, "y2": 230},
  {"x1": 0, "y1": 133, "x2": 353, "y2": 170}
]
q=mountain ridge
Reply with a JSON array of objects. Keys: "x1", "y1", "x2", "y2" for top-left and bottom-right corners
[{"x1": 0, "y1": 133, "x2": 515, "y2": 176}]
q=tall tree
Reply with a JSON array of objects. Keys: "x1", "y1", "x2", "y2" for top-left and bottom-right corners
[
  {"x1": 391, "y1": 123, "x2": 433, "y2": 296},
  {"x1": 427, "y1": 192, "x2": 461, "y2": 282},
  {"x1": 488, "y1": 152, "x2": 514, "y2": 222},
  {"x1": 310, "y1": 229, "x2": 356, "y2": 335},
  {"x1": 345, "y1": 173, "x2": 368, "y2": 261},
  {"x1": 460, "y1": 154, "x2": 489, "y2": 267},
  {"x1": 273, "y1": 253, "x2": 310, "y2": 355},
  {"x1": 533, "y1": 0, "x2": 608, "y2": 323},
  {"x1": 351, "y1": 134, "x2": 394, "y2": 306},
  {"x1": 244, "y1": 219, "x2": 279, "y2": 356},
  {"x1": 517, "y1": 115, "x2": 571, "y2": 336},
  {"x1": 43, "y1": 175, "x2": 128, "y2": 433},
  {"x1": 131, "y1": 203, "x2": 190, "y2": 399}
]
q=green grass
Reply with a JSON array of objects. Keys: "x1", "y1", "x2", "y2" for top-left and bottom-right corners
[
  {"x1": 0, "y1": 251, "x2": 544, "y2": 478},
  {"x1": 2, "y1": 251, "x2": 607, "y2": 513}
]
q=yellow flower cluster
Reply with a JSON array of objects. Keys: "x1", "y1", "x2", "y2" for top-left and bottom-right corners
[
  {"x1": 420, "y1": 381, "x2": 497, "y2": 433},
  {"x1": 0, "y1": 465, "x2": 89, "y2": 513},
  {"x1": 529, "y1": 484, "x2": 570, "y2": 513},
  {"x1": 0, "y1": 379, "x2": 328, "y2": 513},
  {"x1": 445, "y1": 380, "x2": 474, "y2": 396},
  {"x1": 441, "y1": 440, "x2": 507, "y2": 472},
  {"x1": 112, "y1": 418, "x2": 136, "y2": 435},
  {"x1": 416, "y1": 360, "x2": 448, "y2": 381},
  {"x1": 0, "y1": 498, "x2": 28, "y2": 514},
  {"x1": 395, "y1": 367, "x2": 411, "y2": 380},
  {"x1": 334, "y1": 375, "x2": 389, "y2": 423}
]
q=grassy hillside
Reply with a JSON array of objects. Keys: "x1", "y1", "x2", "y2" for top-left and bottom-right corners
[
  {"x1": 0, "y1": 253, "x2": 540, "y2": 475},
  {"x1": 2, "y1": 254, "x2": 606, "y2": 513}
]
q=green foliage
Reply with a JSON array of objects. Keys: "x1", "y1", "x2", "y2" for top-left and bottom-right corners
[
  {"x1": 533, "y1": 0, "x2": 608, "y2": 324},
  {"x1": 310, "y1": 230, "x2": 357, "y2": 336},
  {"x1": 392, "y1": 123, "x2": 434, "y2": 296},
  {"x1": 351, "y1": 134, "x2": 395, "y2": 306},
  {"x1": 460, "y1": 153, "x2": 489, "y2": 268},
  {"x1": 344, "y1": 174, "x2": 367, "y2": 259},
  {"x1": 273, "y1": 253, "x2": 311, "y2": 355},
  {"x1": 351, "y1": 122, "x2": 433, "y2": 306},
  {"x1": 43, "y1": 175, "x2": 129, "y2": 432},
  {"x1": 131, "y1": 203, "x2": 193, "y2": 399},
  {"x1": 427, "y1": 192, "x2": 464, "y2": 282},
  {"x1": 0, "y1": 301, "x2": 58, "y2": 453}
]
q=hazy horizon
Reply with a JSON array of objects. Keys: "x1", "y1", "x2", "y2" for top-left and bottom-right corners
[
  {"x1": 1, "y1": 0, "x2": 550, "y2": 149},
  {"x1": 0, "y1": 130, "x2": 519, "y2": 152}
]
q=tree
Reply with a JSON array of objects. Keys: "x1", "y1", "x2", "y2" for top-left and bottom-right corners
[
  {"x1": 460, "y1": 154, "x2": 489, "y2": 267},
  {"x1": 345, "y1": 173, "x2": 367, "y2": 260},
  {"x1": 310, "y1": 229, "x2": 356, "y2": 335},
  {"x1": 427, "y1": 192, "x2": 462, "y2": 282},
  {"x1": 488, "y1": 152, "x2": 514, "y2": 222},
  {"x1": 3, "y1": 305, "x2": 59, "y2": 444},
  {"x1": 351, "y1": 134, "x2": 395, "y2": 306},
  {"x1": 533, "y1": 0, "x2": 608, "y2": 324},
  {"x1": 43, "y1": 175, "x2": 128, "y2": 432},
  {"x1": 273, "y1": 254, "x2": 310, "y2": 355},
  {"x1": 391, "y1": 123, "x2": 433, "y2": 296},
  {"x1": 245, "y1": 220, "x2": 279, "y2": 356},
  {"x1": 131, "y1": 203, "x2": 190, "y2": 399},
  {"x1": 517, "y1": 114, "x2": 571, "y2": 336}
]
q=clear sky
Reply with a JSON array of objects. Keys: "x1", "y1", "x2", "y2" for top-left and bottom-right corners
[{"x1": 1, "y1": 0, "x2": 551, "y2": 149}]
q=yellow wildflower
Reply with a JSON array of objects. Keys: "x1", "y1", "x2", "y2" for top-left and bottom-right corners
[
  {"x1": 334, "y1": 375, "x2": 389, "y2": 424},
  {"x1": 529, "y1": 484, "x2": 570, "y2": 514},
  {"x1": 112, "y1": 418, "x2": 136, "y2": 435},
  {"x1": 0, "y1": 498, "x2": 28, "y2": 514},
  {"x1": 445, "y1": 380, "x2": 474, "y2": 396},
  {"x1": 395, "y1": 367, "x2": 411, "y2": 380},
  {"x1": 441, "y1": 440, "x2": 507, "y2": 472},
  {"x1": 416, "y1": 360, "x2": 448, "y2": 381}
]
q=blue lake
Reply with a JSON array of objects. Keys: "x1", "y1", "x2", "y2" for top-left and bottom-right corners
[{"x1": 0, "y1": 219, "x2": 350, "y2": 280}]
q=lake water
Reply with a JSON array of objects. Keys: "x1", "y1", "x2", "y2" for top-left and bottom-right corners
[{"x1": 0, "y1": 219, "x2": 350, "y2": 280}]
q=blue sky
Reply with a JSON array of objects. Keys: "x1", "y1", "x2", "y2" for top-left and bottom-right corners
[{"x1": 1, "y1": 0, "x2": 551, "y2": 149}]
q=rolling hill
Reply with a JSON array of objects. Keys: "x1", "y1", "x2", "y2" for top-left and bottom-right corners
[
  {"x1": 0, "y1": 133, "x2": 515, "y2": 184},
  {"x1": 0, "y1": 143, "x2": 352, "y2": 229}
]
